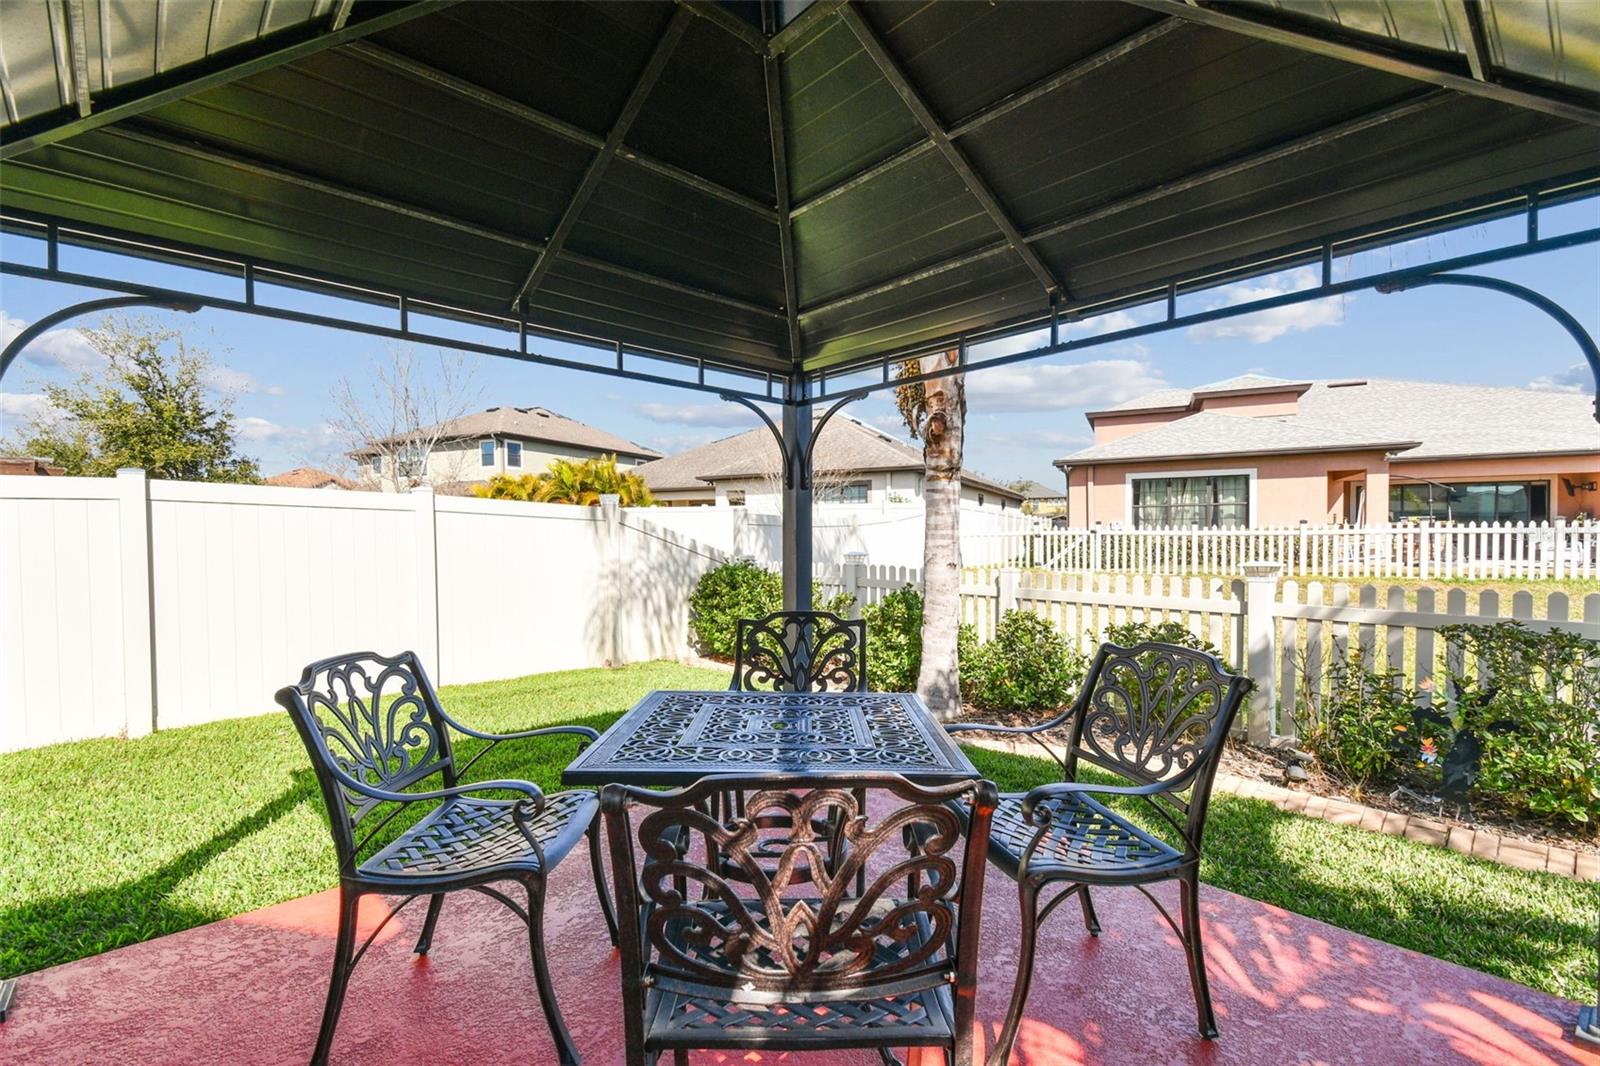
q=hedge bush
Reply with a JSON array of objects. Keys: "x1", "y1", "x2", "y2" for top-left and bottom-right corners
[
  {"x1": 861, "y1": 584, "x2": 922, "y2": 692},
  {"x1": 687, "y1": 560, "x2": 853, "y2": 659},
  {"x1": 1103, "y1": 619, "x2": 1221, "y2": 659},
  {"x1": 961, "y1": 610, "x2": 1085, "y2": 713}
]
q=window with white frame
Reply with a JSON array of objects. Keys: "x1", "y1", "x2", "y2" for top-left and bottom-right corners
[
  {"x1": 479, "y1": 439, "x2": 495, "y2": 467},
  {"x1": 1131, "y1": 473, "x2": 1249, "y2": 528},
  {"x1": 818, "y1": 481, "x2": 869, "y2": 504},
  {"x1": 396, "y1": 443, "x2": 426, "y2": 479},
  {"x1": 506, "y1": 441, "x2": 522, "y2": 468}
]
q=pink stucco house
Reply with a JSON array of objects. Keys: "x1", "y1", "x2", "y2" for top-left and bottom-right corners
[{"x1": 1054, "y1": 375, "x2": 1600, "y2": 528}]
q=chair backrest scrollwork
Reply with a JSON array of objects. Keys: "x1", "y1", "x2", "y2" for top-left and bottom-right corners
[
  {"x1": 603, "y1": 773, "x2": 995, "y2": 1003},
  {"x1": 1066, "y1": 642, "x2": 1249, "y2": 847},
  {"x1": 732, "y1": 610, "x2": 867, "y2": 692},
  {"x1": 275, "y1": 651, "x2": 456, "y2": 868}
]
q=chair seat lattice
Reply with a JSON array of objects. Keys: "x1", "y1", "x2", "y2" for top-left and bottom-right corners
[
  {"x1": 364, "y1": 790, "x2": 596, "y2": 877},
  {"x1": 984, "y1": 792, "x2": 1182, "y2": 878}
]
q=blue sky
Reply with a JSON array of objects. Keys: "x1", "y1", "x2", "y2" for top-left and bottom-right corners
[{"x1": 2, "y1": 199, "x2": 1596, "y2": 488}]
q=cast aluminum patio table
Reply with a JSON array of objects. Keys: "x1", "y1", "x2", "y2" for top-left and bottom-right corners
[{"x1": 561, "y1": 689, "x2": 978, "y2": 787}]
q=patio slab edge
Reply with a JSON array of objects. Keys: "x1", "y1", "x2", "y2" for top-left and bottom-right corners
[{"x1": 961, "y1": 735, "x2": 1599, "y2": 882}]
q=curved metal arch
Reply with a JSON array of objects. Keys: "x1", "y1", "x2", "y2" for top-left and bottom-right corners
[
  {"x1": 801, "y1": 390, "x2": 867, "y2": 489},
  {"x1": 1376, "y1": 272, "x2": 1600, "y2": 423},
  {"x1": 0, "y1": 294, "x2": 203, "y2": 384},
  {"x1": 718, "y1": 390, "x2": 792, "y2": 484}
]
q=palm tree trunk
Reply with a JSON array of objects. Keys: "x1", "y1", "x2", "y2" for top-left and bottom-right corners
[{"x1": 916, "y1": 351, "x2": 965, "y2": 718}]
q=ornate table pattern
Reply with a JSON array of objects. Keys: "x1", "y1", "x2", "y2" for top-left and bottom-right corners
[{"x1": 561, "y1": 690, "x2": 978, "y2": 786}]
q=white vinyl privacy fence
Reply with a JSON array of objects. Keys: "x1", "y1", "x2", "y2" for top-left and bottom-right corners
[
  {"x1": 964, "y1": 521, "x2": 1600, "y2": 580},
  {"x1": 0, "y1": 472, "x2": 725, "y2": 751}
]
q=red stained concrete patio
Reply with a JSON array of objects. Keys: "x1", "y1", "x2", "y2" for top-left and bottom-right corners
[{"x1": 4, "y1": 852, "x2": 1595, "y2": 1066}]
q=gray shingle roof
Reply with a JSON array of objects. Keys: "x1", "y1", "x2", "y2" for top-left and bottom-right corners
[
  {"x1": 1059, "y1": 378, "x2": 1599, "y2": 465},
  {"x1": 638, "y1": 414, "x2": 1022, "y2": 499},
  {"x1": 362, "y1": 407, "x2": 661, "y2": 460},
  {"x1": 1096, "y1": 374, "x2": 1307, "y2": 413}
]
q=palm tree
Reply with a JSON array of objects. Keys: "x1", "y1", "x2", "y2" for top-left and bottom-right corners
[
  {"x1": 472, "y1": 454, "x2": 654, "y2": 507},
  {"x1": 897, "y1": 351, "x2": 965, "y2": 718}
]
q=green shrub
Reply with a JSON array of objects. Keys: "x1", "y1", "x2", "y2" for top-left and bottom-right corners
[
  {"x1": 686, "y1": 560, "x2": 854, "y2": 659},
  {"x1": 1438, "y1": 622, "x2": 1600, "y2": 827},
  {"x1": 1104, "y1": 619, "x2": 1221, "y2": 659},
  {"x1": 1295, "y1": 656, "x2": 1412, "y2": 790},
  {"x1": 862, "y1": 585, "x2": 922, "y2": 692},
  {"x1": 962, "y1": 610, "x2": 1084, "y2": 712}
]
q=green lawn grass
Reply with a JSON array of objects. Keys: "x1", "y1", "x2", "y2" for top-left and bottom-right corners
[{"x1": 3, "y1": 661, "x2": 1595, "y2": 1003}]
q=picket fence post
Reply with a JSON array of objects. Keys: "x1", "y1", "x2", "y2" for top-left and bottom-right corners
[
  {"x1": 1241, "y1": 561, "x2": 1282, "y2": 745},
  {"x1": 115, "y1": 468, "x2": 157, "y2": 738},
  {"x1": 996, "y1": 567, "x2": 1020, "y2": 627},
  {"x1": 841, "y1": 559, "x2": 864, "y2": 619}
]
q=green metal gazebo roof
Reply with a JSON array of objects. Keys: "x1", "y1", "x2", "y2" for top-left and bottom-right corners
[{"x1": 2, "y1": 0, "x2": 1598, "y2": 384}]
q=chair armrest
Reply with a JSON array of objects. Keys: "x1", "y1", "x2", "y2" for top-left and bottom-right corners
[
  {"x1": 1018, "y1": 778, "x2": 1169, "y2": 824},
  {"x1": 334, "y1": 770, "x2": 547, "y2": 811},
  {"x1": 944, "y1": 721, "x2": 1054, "y2": 736},
  {"x1": 439, "y1": 712, "x2": 599, "y2": 745}
]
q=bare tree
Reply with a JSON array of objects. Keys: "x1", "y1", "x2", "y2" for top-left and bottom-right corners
[
  {"x1": 898, "y1": 350, "x2": 965, "y2": 718},
  {"x1": 330, "y1": 344, "x2": 480, "y2": 492}
]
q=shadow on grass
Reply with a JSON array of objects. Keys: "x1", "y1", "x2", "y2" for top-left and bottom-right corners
[
  {"x1": 2, "y1": 709, "x2": 626, "y2": 978},
  {"x1": 961, "y1": 743, "x2": 1598, "y2": 1002}
]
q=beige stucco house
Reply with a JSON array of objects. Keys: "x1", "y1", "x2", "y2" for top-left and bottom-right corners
[
  {"x1": 638, "y1": 414, "x2": 1024, "y2": 511},
  {"x1": 355, "y1": 406, "x2": 661, "y2": 490},
  {"x1": 1055, "y1": 375, "x2": 1600, "y2": 528}
]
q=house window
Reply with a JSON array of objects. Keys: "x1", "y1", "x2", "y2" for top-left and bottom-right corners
[
  {"x1": 506, "y1": 441, "x2": 522, "y2": 468},
  {"x1": 396, "y1": 444, "x2": 426, "y2": 479},
  {"x1": 479, "y1": 440, "x2": 495, "y2": 467},
  {"x1": 1132, "y1": 474, "x2": 1249, "y2": 528},
  {"x1": 726, "y1": 490, "x2": 746, "y2": 506},
  {"x1": 1389, "y1": 481, "x2": 1549, "y2": 524},
  {"x1": 818, "y1": 481, "x2": 869, "y2": 504}
]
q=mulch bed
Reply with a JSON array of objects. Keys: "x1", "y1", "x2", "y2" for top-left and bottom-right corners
[{"x1": 953, "y1": 703, "x2": 1600, "y2": 857}]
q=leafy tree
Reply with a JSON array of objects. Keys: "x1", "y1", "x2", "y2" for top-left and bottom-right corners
[
  {"x1": 14, "y1": 316, "x2": 260, "y2": 482},
  {"x1": 472, "y1": 454, "x2": 654, "y2": 506}
]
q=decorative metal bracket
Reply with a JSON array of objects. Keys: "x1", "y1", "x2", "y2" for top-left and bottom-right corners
[
  {"x1": 1375, "y1": 272, "x2": 1600, "y2": 424},
  {"x1": 0, "y1": 294, "x2": 204, "y2": 384},
  {"x1": 718, "y1": 389, "x2": 866, "y2": 489}
]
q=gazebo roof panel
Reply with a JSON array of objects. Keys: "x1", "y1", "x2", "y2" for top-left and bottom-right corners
[
  {"x1": 625, "y1": 13, "x2": 776, "y2": 203},
  {"x1": 368, "y1": 2, "x2": 676, "y2": 137},
  {"x1": 568, "y1": 161, "x2": 785, "y2": 307},
  {"x1": 793, "y1": 147, "x2": 997, "y2": 307},
  {"x1": 2, "y1": 131, "x2": 530, "y2": 309},
  {"x1": 781, "y1": 15, "x2": 925, "y2": 202}
]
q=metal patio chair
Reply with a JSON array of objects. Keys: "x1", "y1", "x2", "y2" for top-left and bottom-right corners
[
  {"x1": 944, "y1": 641, "x2": 1249, "y2": 1063},
  {"x1": 276, "y1": 650, "x2": 617, "y2": 1066},
  {"x1": 603, "y1": 773, "x2": 997, "y2": 1066},
  {"x1": 725, "y1": 609, "x2": 869, "y2": 884},
  {"x1": 731, "y1": 609, "x2": 868, "y2": 693}
]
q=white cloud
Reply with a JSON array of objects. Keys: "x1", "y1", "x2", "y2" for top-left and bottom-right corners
[
  {"x1": 970, "y1": 311, "x2": 1148, "y2": 361},
  {"x1": 636, "y1": 401, "x2": 757, "y2": 428},
  {"x1": 965, "y1": 358, "x2": 1168, "y2": 413},
  {"x1": 205, "y1": 364, "x2": 284, "y2": 396},
  {"x1": 1528, "y1": 362, "x2": 1591, "y2": 394},
  {"x1": 0, "y1": 392, "x2": 51, "y2": 420},
  {"x1": 0, "y1": 310, "x2": 105, "y2": 371},
  {"x1": 985, "y1": 428, "x2": 1091, "y2": 450},
  {"x1": 1185, "y1": 268, "x2": 1348, "y2": 344},
  {"x1": 235, "y1": 417, "x2": 338, "y2": 451},
  {"x1": 643, "y1": 430, "x2": 725, "y2": 454}
]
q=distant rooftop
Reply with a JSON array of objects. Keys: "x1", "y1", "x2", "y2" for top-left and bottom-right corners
[
  {"x1": 263, "y1": 467, "x2": 354, "y2": 490},
  {"x1": 1059, "y1": 377, "x2": 1600, "y2": 466},
  {"x1": 355, "y1": 407, "x2": 661, "y2": 460},
  {"x1": 638, "y1": 414, "x2": 1022, "y2": 499}
]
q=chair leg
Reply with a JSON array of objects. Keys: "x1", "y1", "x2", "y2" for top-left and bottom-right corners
[
  {"x1": 414, "y1": 893, "x2": 446, "y2": 955},
  {"x1": 587, "y1": 820, "x2": 619, "y2": 947},
  {"x1": 1077, "y1": 884, "x2": 1101, "y2": 937},
  {"x1": 988, "y1": 880, "x2": 1042, "y2": 1066},
  {"x1": 672, "y1": 1051, "x2": 689, "y2": 1066},
  {"x1": 526, "y1": 878, "x2": 582, "y2": 1066},
  {"x1": 312, "y1": 885, "x2": 361, "y2": 1066},
  {"x1": 1179, "y1": 872, "x2": 1218, "y2": 1039}
]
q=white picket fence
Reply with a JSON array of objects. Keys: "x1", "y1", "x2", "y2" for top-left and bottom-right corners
[
  {"x1": 962, "y1": 521, "x2": 1600, "y2": 580},
  {"x1": 821, "y1": 560, "x2": 1600, "y2": 742}
]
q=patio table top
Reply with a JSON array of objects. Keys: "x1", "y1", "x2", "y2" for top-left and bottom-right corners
[{"x1": 560, "y1": 689, "x2": 979, "y2": 787}]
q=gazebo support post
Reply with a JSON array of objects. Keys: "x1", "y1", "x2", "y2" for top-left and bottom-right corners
[
  {"x1": 1580, "y1": 909, "x2": 1600, "y2": 1045},
  {"x1": 781, "y1": 381, "x2": 814, "y2": 612}
]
